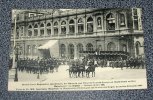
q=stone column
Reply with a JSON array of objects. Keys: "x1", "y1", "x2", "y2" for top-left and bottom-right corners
[
  {"x1": 66, "y1": 19, "x2": 69, "y2": 36},
  {"x1": 58, "y1": 20, "x2": 61, "y2": 37},
  {"x1": 51, "y1": 21, "x2": 54, "y2": 37},
  {"x1": 115, "y1": 12, "x2": 119, "y2": 31},
  {"x1": 125, "y1": 12, "x2": 128, "y2": 28},
  {"x1": 74, "y1": 44, "x2": 78, "y2": 59},
  {"x1": 75, "y1": 18, "x2": 78, "y2": 36},
  {"x1": 32, "y1": 25, "x2": 34, "y2": 37},
  {"x1": 44, "y1": 22, "x2": 47, "y2": 36},
  {"x1": 84, "y1": 16, "x2": 87, "y2": 34},
  {"x1": 38, "y1": 24, "x2": 40, "y2": 37},
  {"x1": 93, "y1": 15, "x2": 96, "y2": 33}
]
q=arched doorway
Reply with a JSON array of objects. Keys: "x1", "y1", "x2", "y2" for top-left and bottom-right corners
[
  {"x1": 107, "y1": 42, "x2": 116, "y2": 51},
  {"x1": 68, "y1": 44, "x2": 74, "y2": 59},
  {"x1": 86, "y1": 43, "x2": 94, "y2": 51}
]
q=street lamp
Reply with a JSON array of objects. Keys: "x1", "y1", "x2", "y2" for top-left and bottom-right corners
[{"x1": 14, "y1": 46, "x2": 19, "y2": 81}]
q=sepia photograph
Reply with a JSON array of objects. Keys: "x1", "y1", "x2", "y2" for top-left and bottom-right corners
[{"x1": 8, "y1": 8, "x2": 147, "y2": 91}]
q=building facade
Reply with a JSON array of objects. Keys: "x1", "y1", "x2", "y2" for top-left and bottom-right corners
[{"x1": 11, "y1": 8, "x2": 144, "y2": 60}]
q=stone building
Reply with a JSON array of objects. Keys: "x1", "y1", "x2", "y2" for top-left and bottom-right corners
[{"x1": 11, "y1": 8, "x2": 144, "y2": 60}]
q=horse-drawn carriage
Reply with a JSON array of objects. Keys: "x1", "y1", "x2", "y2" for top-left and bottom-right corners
[{"x1": 68, "y1": 60, "x2": 96, "y2": 78}]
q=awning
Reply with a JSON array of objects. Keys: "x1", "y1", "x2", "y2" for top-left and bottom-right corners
[{"x1": 37, "y1": 40, "x2": 58, "y2": 49}]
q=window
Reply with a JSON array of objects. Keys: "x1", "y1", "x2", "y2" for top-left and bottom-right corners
[
  {"x1": 133, "y1": 9, "x2": 138, "y2": 16},
  {"x1": 28, "y1": 25, "x2": 32, "y2": 29},
  {"x1": 47, "y1": 29, "x2": 51, "y2": 36},
  {"x1": 32, "y1": 45, "x2": 37, "y2": 55},
  {"x1": 120, "y1": 14, "x2": 125, "y2": 26},
  {"x1": 34, "y1": 29, "x2": 38, "y2": 36},
  {"x1": 34, "y1": 24, "x2": 38, "y2": 28},
  {"x1": 68, "y1": 44, "x2": 74, "y2": 59},
  {"x1": 86, "y1": 43, "x2": 93, "y2": 51},
  {"x1": 54, "y1": 22, "x2": 58, "y2": 35},
  {"x1": 40, "y1": 29, "x2": 44, "y2": 36},
  {"x1": 98, "y1": 45, "x2": 102, "y2": 51},
  {"x1": 78, "y1": 18, "x2": 84, "y2": 33},
  {"x1": 133, "y1": 9, "x2": 139, "y2": 30},
  {"x1": 106, "y1": 13, "x2": 115, "y2": 30},
  {"x1": 28, "y1": 30, "x2": 32, "y2": 36},
  {"x1": 34, "y1": 24, "x2": 38, "y2": 36},
  {"x1": 28, "y1": 25, "x2": 33, "y2": 36},
  {"x1": 16, "y1": 27, "x2": 19, "y2": 39},
  {"x1": 69, "y1": 19, "x2": 75, "y2": 34},
  {"x1": 97, "y1": 17, "x2": 102, "y2": 30},
  {"x1": 47, "y1": 23, "x2": 51, "y2": 36},
  {"x1": 40, "y1": 23, "x2": 44, "y2": 27},
  {"x1": 107, "y1": 42, "x2": 116, "y2": 51},
  {"x1": 87, "y1": 17, "x2": 93, "y2": 33},
  {"x1": 29, "y1": 13, "x2": 34, "y2": 17},
  {"x1": 27, "y1": 45, "x2": 31, "y2": 55},
  {"x1": 47, "y1": 23, "x2": 51, "y2": 27},
  {"x1": 60, "y1": 44, "x2": 66, "y2": 58},
  {"x1": 77, "y1": 44, "x2": 84, "y2": 57},
  {"x1": 61, "y1": 21, "x2": 66, "y2": 35}
]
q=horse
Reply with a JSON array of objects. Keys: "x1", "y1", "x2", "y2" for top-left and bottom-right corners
[
  {"x1": 68, "y1": 64, "x2": 78, "y2": 78},
  {"x1": 77, "y1": 64, "x2": 86, "y2": 77},
  {"x1": 86, "y1": 65, "x2": 95, "y2": 78}
]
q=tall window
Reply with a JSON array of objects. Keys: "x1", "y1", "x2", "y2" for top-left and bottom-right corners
[
  {"x1": 68, "y1": 44, "x2": 74, "y2": 59},
  {"x1": 27, "y1": 45, "x2": 31, "y2": 55},
  {"x1": 106, "y1": 13, "x2": 115, "y2": 30},
  {"x1": 86, "y1": 43, "x2": 93, "y2": 51},
  {"x1": 69, "y1": 19, "x2": 75, "y2": 34},
  {"x1": 60, "y1": 44, "x2": 66, "y2": 58},
  {"x1": 133, "y1": 9, "x2": 139, "y2": 30},
  {"x1": 97, "y1": 17, "x2": 102, "y2": 30},
  {"x1": 16, "y1": 27, "x2": 19, "y2": 39},
  {"x1": 120, "y1": 14, "x2": 125, "y2": 26},
  {"x1": 107, "y1": 42, "x2": 116, "y2": 51},
  {"x1": 78, "y1": 18, "x2": 84, "y2": 33},
  {"x1": 40, "y1": 29, "x2": 44, "y2": 36},
  {"x1": 98, "y1": 45, "x2": 102, "y2": 51},
  {"x1": 40, "y1": 23, "x2": 44, "y2": 36},
  {"x1": 47, "y1": 23, "x2": 51, "y2": 36},
  {"x1": 28, "y1": 25, "x2": 32, "y2": 36},
  {"x1": 34, "y1": 24, "x2": 38, "y2": 36},
  {"x1": 32, "y1": 45, "x2": 37, "y2": 55},
  {"x1": 61, "y1": 21, "x2": 66, "y2": 35},
  {"x1": 87, "y1": 17, "x2": 93, "y2": 33},
  {"x1": 77, "y1": 44, "x2": 83, "y2": 57},
  {"x1": 54, "y1": 21, "x2": 58, "y2": 35}
]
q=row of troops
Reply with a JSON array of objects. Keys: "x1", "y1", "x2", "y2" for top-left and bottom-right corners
[
  {"x1": 83, "y1": 57, "x2": 145, "y2": 69},
  {"x1": 14, "y1": 58, "x2": 60, "y2": 74}
]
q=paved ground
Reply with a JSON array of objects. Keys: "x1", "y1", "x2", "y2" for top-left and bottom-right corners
[{"x1": 8, "y1": 65, "x2": 147, "y2": 82}]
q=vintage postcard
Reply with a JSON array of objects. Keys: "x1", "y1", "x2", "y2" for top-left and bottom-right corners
[{"x1": 8, "y1": 8, "x2": 147, "y2": 91}]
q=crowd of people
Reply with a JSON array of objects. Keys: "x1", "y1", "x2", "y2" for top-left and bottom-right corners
[
  {"x1": 9, "y1": 56, "x2": 145, "y2": 76},
  {"x1": 9, "y1": 57, "x2": 61, "y2": 74},
  {"x1": 82, "y1": 56, "x2": 145, "y2": 69}
]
